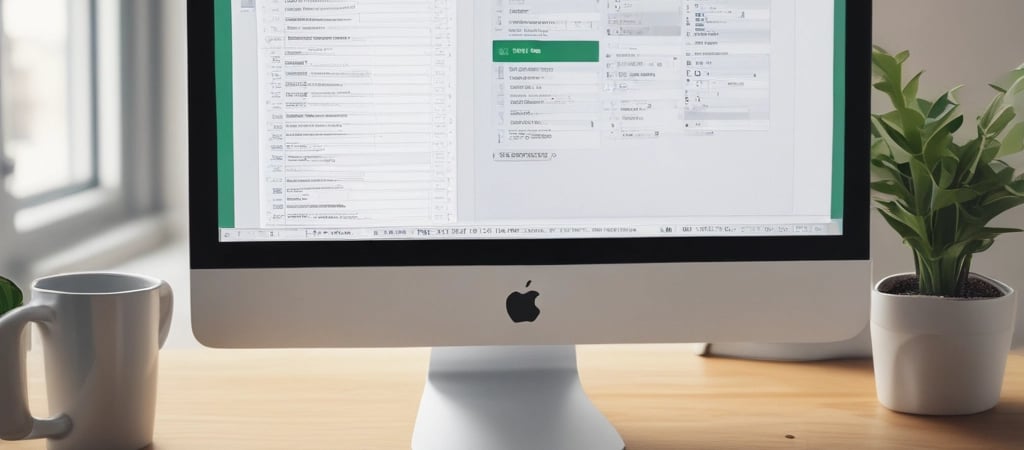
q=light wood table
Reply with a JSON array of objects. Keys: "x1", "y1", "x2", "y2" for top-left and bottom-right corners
[{"x1": 9, "y1": 346, "x2": 1024, "y2": 449}]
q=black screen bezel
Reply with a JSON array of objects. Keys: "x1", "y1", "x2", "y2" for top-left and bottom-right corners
[{"x1": 188, "y1": 1, "x2": 871, "y2": 270}]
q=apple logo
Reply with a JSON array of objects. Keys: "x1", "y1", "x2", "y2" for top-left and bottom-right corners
[{"x1": 506, "y1": 280, "x2": 541, "y2": 323}]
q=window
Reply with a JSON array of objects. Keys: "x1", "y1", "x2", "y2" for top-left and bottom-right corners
[
  {"x1": 1, "y1": 0, "x2": 95, "y2": 203},
  {"x1": 0, "y1": 0, "x2": 168, "y2": 281}
]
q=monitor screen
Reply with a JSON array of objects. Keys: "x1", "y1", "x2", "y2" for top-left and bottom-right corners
[{"x1": 211, "y1": 0, "x2": 851, "y2": 245}]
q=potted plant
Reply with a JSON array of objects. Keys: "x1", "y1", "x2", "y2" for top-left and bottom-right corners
[{"x1": 870, "y1": 47, "x2": 1024, "y2": 415}]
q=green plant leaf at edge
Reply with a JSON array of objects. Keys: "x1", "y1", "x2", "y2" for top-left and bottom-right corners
[{"x1": 0, "y1": 276, "x2": 24, "y2": 316}]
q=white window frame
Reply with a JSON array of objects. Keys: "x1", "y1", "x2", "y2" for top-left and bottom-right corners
[{"x1": 0, "y1": 0, "x2": 170, "y2": 283}]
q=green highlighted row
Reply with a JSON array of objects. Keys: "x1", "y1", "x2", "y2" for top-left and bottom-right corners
[{"x1": 492, "y1": 40, "x2": 599, "y2": 63}]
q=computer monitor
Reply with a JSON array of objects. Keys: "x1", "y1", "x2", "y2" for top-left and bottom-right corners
[{"x1": 188, "y1": 1, "x2": 870, "y2": 449}]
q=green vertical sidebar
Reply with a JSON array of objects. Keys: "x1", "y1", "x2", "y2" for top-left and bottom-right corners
[
  {"x1": 215, "y1": 0, "x2": 235, "y2": 229},
  {"x1": 831, "y1": 0, "x2": 846, "y2": 220}
]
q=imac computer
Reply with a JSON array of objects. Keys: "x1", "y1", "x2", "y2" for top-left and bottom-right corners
[{"x1": 188, "y1": 1, "x2": 871, "y2": 448}]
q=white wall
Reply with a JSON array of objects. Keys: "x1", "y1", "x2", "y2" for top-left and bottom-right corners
[{"x1": 873, "y1": 0, "x2": 1024, "y2": 348}]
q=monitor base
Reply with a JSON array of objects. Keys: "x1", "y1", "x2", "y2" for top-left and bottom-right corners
[
  {"x1": 700, "y1": 324, "x2": 873, "y2": 361},
  {"x1": 412, "y1": 345, "x2": 624, "y2": 450}
]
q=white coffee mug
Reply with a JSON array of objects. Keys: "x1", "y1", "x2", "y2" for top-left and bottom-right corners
[{"x1": 0, "y1": 272, "x2": 173, "y2": 450}]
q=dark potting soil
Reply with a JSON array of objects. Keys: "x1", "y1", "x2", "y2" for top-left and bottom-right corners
[{"x1": 883, "y1": 275, "x2": 1004, "y2": 299}]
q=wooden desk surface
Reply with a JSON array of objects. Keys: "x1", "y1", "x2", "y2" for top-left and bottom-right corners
[{"x1": 9, "y1": 346, "x2": 1024, "y2": 449}]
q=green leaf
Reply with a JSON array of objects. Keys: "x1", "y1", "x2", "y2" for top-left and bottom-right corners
[
  {"x1": 979, "y1": 140, "x2": 1003, "y2": 167},
  {"x1": 984, "y1": 105, "x2": 1016, "y2": 136},
  {"x1": 955, "y1": 228, "x2": 1023, "y2": 251},
  {"x1": 966, "y1": 167, "x2": 1013, "y2": 200},
  {"x1": 909, "y1": 158, "x2": 935, "y2": 214},
  {"x1": 986, "y1": 69, "x2": 1024, "y2": 96},
  {"x1": 871, "y1": 152, "x2": 913, "y2": 192},
  {"x1": 938, "y1": 157, "x2": 959, "y2": 189},
  {"x1": 872, "y1": 49, "x2": 902, "y2": 84},
  {"x1": 969, "y1": 239, "x2": 996, "y2": 254},
  {"x1": 874, "y1": 80, "x2": 896, "y2": 93},
  {"x1": 872, "y1": 180, "x2": 912, "y2": 200},
  {"x1": 872, "y1": 49, "x2": 906, "y2": 109},
  {"x1": 978, "y1": 196, "x2": 1024, "y2": 221},
  {"x1": 903, "y1": 71, "x2": 923, "y2": 109},
  {"x1": 1004, "y1": 70, "x2": 1024, "y2": 96},
  {"x1": 896, "y1": 107, "x2": 927, "y2": 150},
  {"x1": 917, "y1": 98, "x2": 935, "y2": 116},
  {"x1": 878, "y1": 201, "x2": 928, "y2": 243},
  {"x1": 928, "y1": 87, "x2": 962, "y2": 119},
  {"x1": 933, "y1": 187, "x2": 981, "y2": 210},
  {"x1": 981, "y1": 226, "x2": 1023, "y2": 235},
  {"x1": 930, "y1": 207, "x2": 960, "y2": 253},
  {"x1": 990, "y1": 68, "x2": 1024, "y2": 92},
  {"x1": 998, "y1": 122, "x2": 1024, "y2": 157},
  {"x1": 895, "y1": 50, "x2": 911, "y2": 64},
  {"x1": 0, "y1": 276, "x2": 24, "y2": 316},
  {"x1": 878, "y1": 209, "x2": 927, "y2": 250},
  {"x1": 877, "y1": 115, "x2": 915, "y2": 152},
  {"x1": 922, "y1": 118, "x2": 959, "y2": 167},
  {"x1": 871, "y1": 116, "x2": 913, "y2": 162},
  {"x1": 956, "y1": 139, "x2": 985, "y2": 182},
  {"x1": 1008, "y1": 179, "x2": 1024, "y2": 195},
  {"x1": 979, "y1": 93, "x2": 1009, "y2": 130}
]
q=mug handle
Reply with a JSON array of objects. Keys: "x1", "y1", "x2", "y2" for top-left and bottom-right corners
[
  {"x1": 158, "y1": 281, "x2": 174, "y2": 349},
  {"x1": 0, "y1": 305, "x2": 72, "y2": 441}
]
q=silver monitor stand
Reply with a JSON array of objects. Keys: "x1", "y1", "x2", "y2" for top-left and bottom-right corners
[{"x1": 412, "y1": 345, "x2": 624, "y2": 450}]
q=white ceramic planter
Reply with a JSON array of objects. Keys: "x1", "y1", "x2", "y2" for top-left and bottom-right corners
[{"x1": 871, "y1": 273, "x2": 1017, "y2": 415}]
